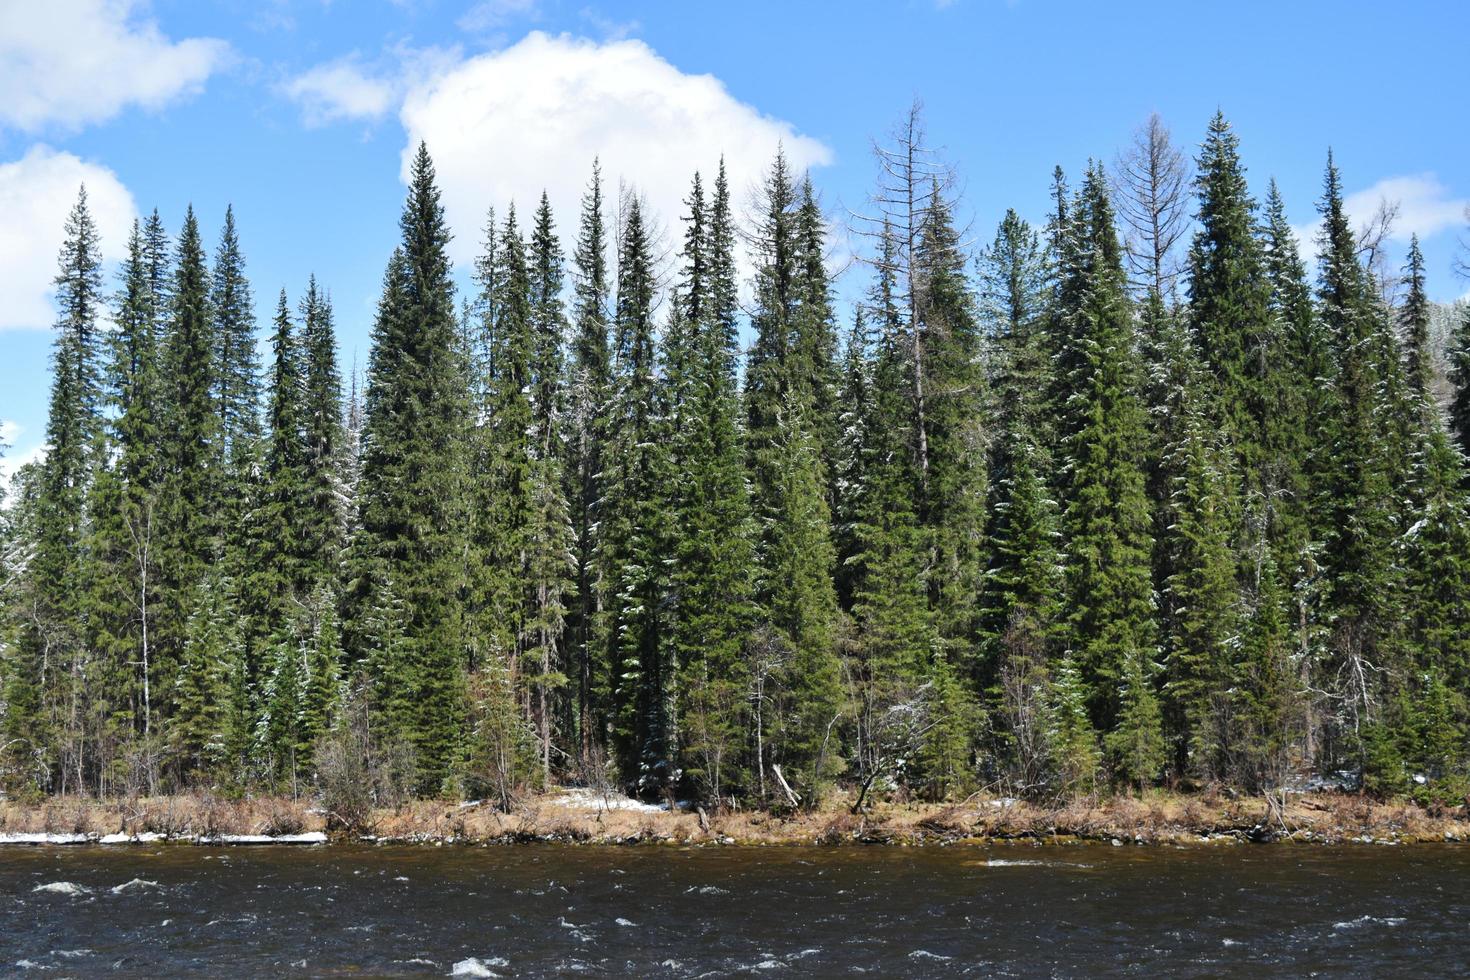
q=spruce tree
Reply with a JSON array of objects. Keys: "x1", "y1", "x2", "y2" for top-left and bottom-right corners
[
  {"x1": 745, "y1": 153, "x2": 843, "y2": 801},
  {"x1": 349, "y1": 144, "x2": 467, "y2": 791},
  {"x1": 563, "y1": 163, "x2": 613, "y2": 767},
  {"x1": 914, "y1": 185, "x2": 986, "y2": 676},
  {"x1": 157, "y1": 205, "x2": 221, "y2": 704},
  {"x1": 668, "y1": 167, "x2": 758, "y2": 801},
  {"x1": 525, "y1": 193, "x2": 574, "y2": 782},
  {"x1": 1316, "y1": 152, "x2": 1403, "y2": 750},
  {"x1": 299, "y1": 277, "x2": 347, "y2": 583},
  {"x1": 599, "y1": 195, "x2": 676, "y2": 794},
  {"x1": 8, "y1": 187, "x2": 106, "y2": 789},
  {"x1": 1057, "y1": 166, "x2": 1159, "y2": 750}
]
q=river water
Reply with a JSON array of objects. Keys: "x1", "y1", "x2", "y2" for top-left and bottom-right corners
[{"x1": 2, "y1": 843, "x2": 1466, "y2": 976}]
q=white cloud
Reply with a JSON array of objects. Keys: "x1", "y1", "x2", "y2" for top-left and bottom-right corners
[
  {"x1": 0, "y1": 0, "x2": 230, "y2": 133},
  {"x1": 1344, "y1": 174, "x2": 1467, "y2": 243},
  {"x1": 0, "y1": 421, "x2": 46, "y2": 489},
  {"x1": 280, "y1": 55, "x2": 398, "y2": 126},
  {"x1": 458, "y1": 0, "x2": 541, "y2": 33},
  {"x1": 397, "y1": 32, "x2": 832, "y2": 269},
  {"x1": 1292, "y1": 172, "x2": 1468, "y2": 263},
  {"x1": 0, "y1": 145, "x2": 137, "y2": 330}
]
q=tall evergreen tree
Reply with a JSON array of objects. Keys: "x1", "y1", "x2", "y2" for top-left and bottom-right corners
[
  {"x1": 599, "y1": 195, "x2": 676, "y2": 794},
  {"x1": 668, "y1": 166, "x2": 758, "y2": 802},
  {"x1": 7, "y1": 187, "x2": 106, "y2": 790},
  {"x1": 299, "y1": 277, "x2": 347, "y2": 583},
  {"x1": 563, "y1": 163, "x2": 613, "y2": 767},
  {"x1": 1057, "y1": 167, "x2": 1159, "y2": 756},
  {"x1": 349, "y1": 144, "x2": 467, "y2": 791},
  {"x1": 1316, "y1": 151, "x2": 1404, "y2": 753}
]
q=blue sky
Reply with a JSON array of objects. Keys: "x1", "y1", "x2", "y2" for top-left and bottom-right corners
[{"x1": 3, "y1": 0, "x2": 1468, "y2": 478}]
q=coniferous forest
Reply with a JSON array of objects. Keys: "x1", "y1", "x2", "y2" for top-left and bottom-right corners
[{"x1": 7, "y1": 107, "x2": 1470, "y2": 811}]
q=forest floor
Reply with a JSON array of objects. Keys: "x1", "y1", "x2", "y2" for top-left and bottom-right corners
[{"x1": 1, "y1": 787, "x2": 1467, "y2": 846}]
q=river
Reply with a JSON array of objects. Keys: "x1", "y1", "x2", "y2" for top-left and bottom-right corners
[{"x1": 2, "y1": 843, "x2": 1466, "y2": 976}]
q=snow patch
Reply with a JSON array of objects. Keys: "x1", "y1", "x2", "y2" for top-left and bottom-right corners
[
  {"x1": 32, "y1": 881, "x2": 90, "y2": 896},
  {"x1": 0, "y1": 833, "x2": 90, "y2": 845},
  {"x1": 546, "y1": 788, "x2": 665, "y2": 813},
  {"x1": 98, "y1": 832, "x2": 165, "y2": 844}
]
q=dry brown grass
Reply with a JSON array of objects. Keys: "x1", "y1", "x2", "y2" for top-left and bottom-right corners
[{"x1": 0, "y1": 789, "x2": 1463, "y2": 845}]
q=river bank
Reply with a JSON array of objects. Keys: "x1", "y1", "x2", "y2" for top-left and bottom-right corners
[{"x1": 2, "y1": 788, "x2": 1466, "y2": 847}]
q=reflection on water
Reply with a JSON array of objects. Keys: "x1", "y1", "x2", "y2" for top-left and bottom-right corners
[{"x1": 2, "y1": 843, "x2": 1467, "y2": 976}]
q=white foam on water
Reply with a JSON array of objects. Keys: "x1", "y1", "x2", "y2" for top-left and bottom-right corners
[
  {"x1": 984, "y1": 859, "x2": 1047, "y2": 867},
  {"x1": 910, "y1": 950, "x2": 953, "y2": 962},
  {"x1": 450, "y1": 956, "x2": 507, "y2": 977},
  {"x1": 1333, "y1": 915, "x2": 1407, "y2": 931},
  {"x1": 110, "y1": 878, "x2": 161, "y2": 894},
  {"x1": 32, "y1": 881, "x2": 90, "y2": 896},
  {"x1": 614, "y1": 917, "x2": 636, "y2": 927},
  {"x1": 684, "y1": 884, "x2": 729, "y2": 895},
  {"x1": 53, "y1": 949, "x2": 93, "y2": 958}
]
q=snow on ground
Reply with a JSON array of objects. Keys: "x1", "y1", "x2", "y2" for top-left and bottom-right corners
[
  {"x1": 0, "y1": 833, "x2": 90, "y2": 845},
  {"x1": 545, "y1": 788, "x2": 666, "y2": 813}
]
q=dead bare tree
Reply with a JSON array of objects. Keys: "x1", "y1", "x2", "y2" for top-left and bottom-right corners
[
  {"x1": 1454, "y1": 204, "x2": 1470, "y2": 280},
  {"x1": 1111, "y1": 112, "x2": 1191, "y2": 299},
  {"x1": 1355, "y1": 197, "x2": 1402, "y2": 305},
  {"x1": 847, "y1": 99, "x2": 959, "y2": 489}
]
